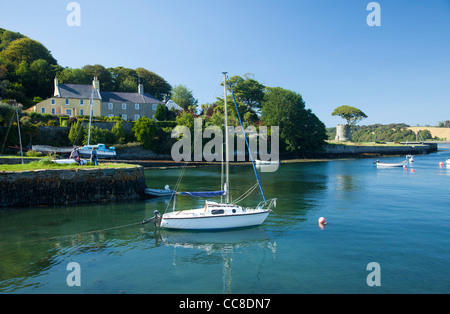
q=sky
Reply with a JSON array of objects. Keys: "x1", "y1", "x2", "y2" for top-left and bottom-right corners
[{"x1": 1, "y1": 0, "x2": 449, "y2": 127}]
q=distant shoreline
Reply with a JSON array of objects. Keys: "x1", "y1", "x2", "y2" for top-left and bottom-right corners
[{"x1": 0, "y1": 142, "x2": 442, "y2": 170}]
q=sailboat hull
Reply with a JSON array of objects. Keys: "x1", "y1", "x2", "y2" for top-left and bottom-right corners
[{"x1": 160, "y1": 209, "x2": 270, "y2": 230}]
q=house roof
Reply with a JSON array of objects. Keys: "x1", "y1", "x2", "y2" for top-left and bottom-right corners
[
  {"x1": 57, "y1": 84, "x2": 101, "y2": 100},
  {"x1": 100, "y1": 91, "x2": 161, "y2": 104},
  {"x1": 165, "y1": 99, "x2": 183, "y2": 111}
]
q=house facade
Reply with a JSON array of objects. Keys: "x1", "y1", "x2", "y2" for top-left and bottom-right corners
[
  {"x1": 32, "y1": 77, "x2": 172, "y2": 121},
  {"x1": 34, "y1": 77, "x2": 102, "y2": 117}
]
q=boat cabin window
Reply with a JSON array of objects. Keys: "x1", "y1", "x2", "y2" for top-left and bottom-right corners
[{"x1": 211, "y1": 209, "x2": 225, "y2": 215}]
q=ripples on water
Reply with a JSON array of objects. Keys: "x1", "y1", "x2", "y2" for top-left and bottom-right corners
[{"x1": 1, "y1": 145, "x2": 450, "y2": 293}]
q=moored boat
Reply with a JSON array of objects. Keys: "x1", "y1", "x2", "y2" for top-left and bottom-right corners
[
  {"x1": 144, "y1": 185, "x2": 176, "y2": 197},
  {"x1": 375, "y1": 160, "x2": 406, "y2": 167},
  {"x1": 78, "y1": 143, "x2": 116, "y2": 159}
]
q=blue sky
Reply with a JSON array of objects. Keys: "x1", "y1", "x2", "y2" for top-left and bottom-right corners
[{"x1": 1, "y1": 0, "x2": 449, "y2": 127}]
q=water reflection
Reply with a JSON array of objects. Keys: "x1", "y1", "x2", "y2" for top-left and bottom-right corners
[{"x1": 159, "y1": 228, "x2": 276, "y2": 294}]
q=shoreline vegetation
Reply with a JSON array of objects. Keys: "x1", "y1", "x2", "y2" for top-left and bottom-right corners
[{"x1": 0, "y1": 140, "x2": 438, "y2": 172}]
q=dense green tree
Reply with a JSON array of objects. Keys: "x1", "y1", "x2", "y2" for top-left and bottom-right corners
[
  {"x1": 155, "y1": 103, "x2": 168, "y2": 121},
  {"x1": 135, "y1": 67, "x2": 172, "y2": 100},
  {"x1": 261, "y1": 87, "x2": 326, "y2": 152},
  {"x1": 68, "y1": 120, "x2": 86, "y2": 145},
  {"x1": 225, "y1": 74, "x2": 265, "y2": 110},
  {"x1": 171, "y1": 84, "x2": 198, "y2": 110},
  {"x1": 0, "y1": 28, "x2": 25, "y2": 51},
  {"x1": 132, "y1": 116, "x2": 157, "y2": 149},
  {"x1": 58, "y1": 67, "x2": 91, "y2": 85},
  {"x1": 0, "y1": 37, "x2": 56, "y2": 66}
]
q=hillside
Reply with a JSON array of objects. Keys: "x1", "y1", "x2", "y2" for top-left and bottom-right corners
[{"x1": 408, "y1": 127, "x2": 450, "y2": 141}]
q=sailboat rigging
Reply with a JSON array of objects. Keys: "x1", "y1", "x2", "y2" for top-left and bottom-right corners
[{"x1": 153, "y1": 72, "x2": 277, "y2": 230}]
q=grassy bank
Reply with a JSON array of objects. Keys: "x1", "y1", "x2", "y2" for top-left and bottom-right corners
[{"x1": 0, "y1": 160, "x2": 138, "y2": 172}]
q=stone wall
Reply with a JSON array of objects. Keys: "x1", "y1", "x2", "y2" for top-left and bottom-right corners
[
  {"x1": 0, "y1": 166, "x2": 147, "y2": 207},
  {"x1": 323, "y1": 143, "x2": 437, "y2": 157}
]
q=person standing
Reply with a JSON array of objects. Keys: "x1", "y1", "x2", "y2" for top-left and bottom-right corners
[{"x1": 91, "y1": 147, "x2": 98, "y2": 165}]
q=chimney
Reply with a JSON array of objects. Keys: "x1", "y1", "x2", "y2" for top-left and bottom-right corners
[
  {"x1": 54, "y1": 77, "x2": 60, "y2": 97},
  {"x1": 138, "y1": 84, "x2": 144, "y2": 95},
  {"x1": 93, "y1": 76, "x2": 100, "y2": 92}
]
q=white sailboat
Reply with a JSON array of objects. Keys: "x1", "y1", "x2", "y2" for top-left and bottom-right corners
[{"x1": 158, "y1": 73, "x2": 277, "y2": 230}]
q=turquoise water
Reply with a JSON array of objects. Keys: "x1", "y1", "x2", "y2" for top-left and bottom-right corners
[{"x1": 1, "y1": 145, "x2": 450, "y2": 294}]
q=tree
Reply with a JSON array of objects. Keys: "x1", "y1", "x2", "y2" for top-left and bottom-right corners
[
  {"x1": 154, "y1": 103, "x2": 168, "y2": 121},
  {"x1": 68, "y1": 120, "x2": 86, "y2": 145},
  {"x1": 135, "y1": 67, "x2": 171, "y2": 100},
  {"x1": 332, "y1": 105, "x2": 368, "y2": 126},
  {"x1": 171, "y1": 84, "x2": 198, "y2": 110},
  {"x1": 132, "y1": 116, "x2": 157, "y2": 149},
  {"x1": 261, "y1": 87, "x2": 326, "y2": 152},
  {"x1": 0, "y1": 37, "x2": 57, "y2": 65},
  {"x1": 58, "y1": 67, "x2": 91, "y2": 85},
  {"x1": 225, "y1": 74, "x2": 265, "y2": 110},
  {"x1": 82, "y1": 64, "x2": 113, "y2": 91}
]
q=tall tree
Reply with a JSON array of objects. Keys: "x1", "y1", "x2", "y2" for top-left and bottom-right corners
[
  {"x1": 171, "y1": 84, "x2": 198, "y2": 110},
  {"x1": 261, "y1": 87, "x2": 326, "y2": 152},
  {"x1": 225, "y1": 74, "x2": 265, "y2": 110}
]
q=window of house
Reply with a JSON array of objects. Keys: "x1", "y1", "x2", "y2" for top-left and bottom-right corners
[
  {"x1": 66, "y1": 109, "x2": 72, "y2": 116},
  {"x1": 122, "y1": 103, "x2": 126, "y2": 110},
  {"x1": 41, "y1": 107, "x2": 45, "y2": 114},
  {"x1": 135, "y1": 103, "x2": 139, "y2": 110},
  {"x1": 122, "y1": 114, "x2": 127, "y2": 120},
  {"x1": 65, "y1": 99, "x2": 69, "y2": 105},
  {"x1": 134, "y1": 114, "x2": 140, "y2": 121},
  {"x1": 108, "y1": 103, "x2": 113, "y2": 109},
  {"x1": 51, "y1": 108, "x2": 55, "y2": 115},
  {"x1": 80, "y1": 109, "x2": 84, "y2": 116},
  {"x1": 152, "y1": 104, "x2": 157, "y2": 110},
  {"x1": 51, "y1": 99, "x2": 55, "y2": 105},
  {"x1": 80, "y1": 99, "x2": 84, "y2": 105}
]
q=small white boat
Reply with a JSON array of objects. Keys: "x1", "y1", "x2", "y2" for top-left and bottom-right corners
[
  {"x1": 445, "y1": 159, "x2": 450, "y2": 166},
  {"x1": 406, "y1": 155, "x2": 414, "y2": 163},
  {"x1": 144, "y1": 185, "x2": 175, "y2": 197},
  {"x1": 52, "y1": 158, "x2": 88, "y2": 165},
  {"x1": 255, "y1": 159, "x2": 280, "y2": 166},
  {"x1": 375, "y1": 160, "x2": 406, "y2": 167}
]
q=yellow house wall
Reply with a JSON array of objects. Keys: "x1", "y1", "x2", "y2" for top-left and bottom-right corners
[{"x1": 34, "y1": 98, "x2": 102, "y2": 117}]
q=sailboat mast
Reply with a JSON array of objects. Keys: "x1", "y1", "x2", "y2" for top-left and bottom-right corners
[
  {"x1": 87, "y1": 88, "x2": 94, "y2": 145},
  {"x1": 223, "y1": 72, "x2": 230, "y2": 204}
]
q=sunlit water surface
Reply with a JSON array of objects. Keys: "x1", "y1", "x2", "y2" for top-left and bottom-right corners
[{"x1": 1, "y1": 145, "x2": 450, "y2": 293}]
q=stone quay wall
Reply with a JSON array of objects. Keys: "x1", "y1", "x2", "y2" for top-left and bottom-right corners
[{"x1": 0, "y1": 166, "x2": 147, "y2": 207}]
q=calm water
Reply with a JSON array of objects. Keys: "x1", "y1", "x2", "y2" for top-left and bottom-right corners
[{"x1": 1, "y1": 145, "x2": 450, "y2": 294}]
